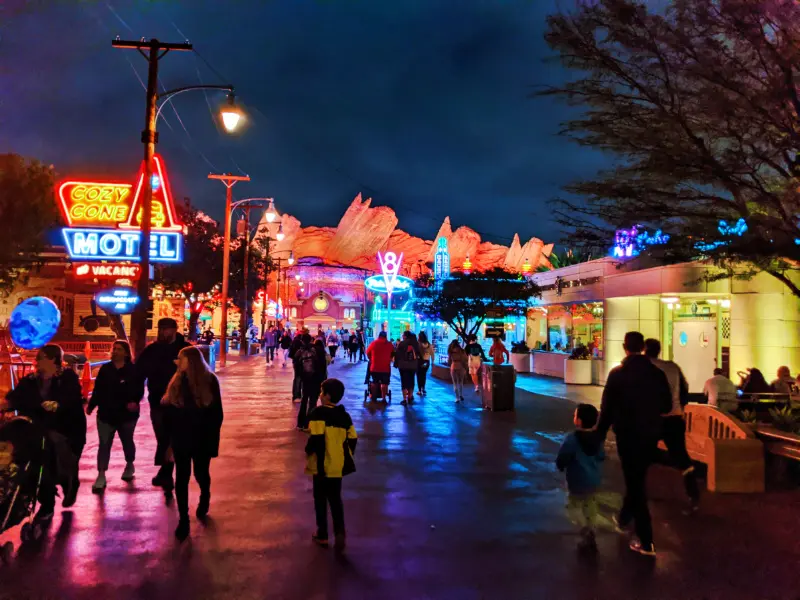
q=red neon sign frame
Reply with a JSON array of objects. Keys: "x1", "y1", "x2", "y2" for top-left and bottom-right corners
[
  {"x1": 119, "y1": 154, "x2": 182, "y2": 232},
  {"x1": 56, "y1": 154, "x2": 182, "y2": 232}
]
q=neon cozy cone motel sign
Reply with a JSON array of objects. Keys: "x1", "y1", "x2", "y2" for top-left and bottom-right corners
[{"x1": 58, "y1": 154, "x2": 184, "y2": 264}]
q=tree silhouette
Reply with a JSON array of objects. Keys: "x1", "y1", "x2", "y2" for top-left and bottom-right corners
[{"x1": 541, "y1": 0, "x2": 800, "y2": 296}]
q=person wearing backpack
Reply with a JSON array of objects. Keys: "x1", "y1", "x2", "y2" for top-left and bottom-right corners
[
  {"x1": 394, "y1": 330, "x2": 420, "y2": 405},
  {"x1": 295, "y1": 333, "x2": 323, "y2": 431}
]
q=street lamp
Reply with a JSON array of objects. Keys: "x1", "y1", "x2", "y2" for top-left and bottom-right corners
[
  {"x1": 112, "y1": 37, "x2": 243, "y2": 357},
  {"x1": 288, "y1": 251, "x2": 295, "y2": 266},
  {"x1": 265, "y1": 199, "x2": 277, "y2": 223},
  {"x1": 276, "y1": 222, "x2": 285, "y2": 241},
  {"x1": 220, "y1": 94, "x2": 243, "y2": 132}
]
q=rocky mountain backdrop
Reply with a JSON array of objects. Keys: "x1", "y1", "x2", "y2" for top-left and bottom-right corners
[{"x1": 258, "y1": 194, "x2": 553, "y2": 276}]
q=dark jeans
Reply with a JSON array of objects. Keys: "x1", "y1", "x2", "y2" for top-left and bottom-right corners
[
  {"x1": 150, "y1": 405, "x2": 171, "y2": 467},
  {"x1": 417, "y1": 361, "x2": 430, "y2": 391},
  {"x1": 39, "y1": 432, "x2": 82, "y2": 514},
  {"x1": 292, "y1": 366, "x2": 303, "y2": 400},
  {"x1": 298, "y1": 377, "x2": 321, "y2": 428},
  {"x1": 399, "y1": 369, "x2": 416, "y2": 392},
  {"x1": 617, "y1": 437, "x2": 656, "y2": 547},
  {"x1": 358, "y1": 345, "x2": 366, "y2": 361},
  {"x1": 313, "y1": 475, "x2": 344, "y2": 539},
  {"x1": 328, "y1": 345, "x2": 338, "y2": 358},
  {"x1": 662, "y1": 415, "x2": 700, "y2": 504},
  {"x1": 174, "y1": 452, "x2": 211, "y2": 519},
  {"x1": 265, "y1": 346, "x2": 276, "y2": 363},
  {"x1": 348, "y1": 347, "x2": 357, "y2": 362}
]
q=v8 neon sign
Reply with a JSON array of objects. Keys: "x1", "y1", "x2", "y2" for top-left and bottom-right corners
[{"x1": 377, "y1": 251, "x2": 403, "y2": 295}]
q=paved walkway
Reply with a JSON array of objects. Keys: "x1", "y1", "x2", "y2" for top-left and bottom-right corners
[{"x1": 1, "y1": 355, "x2": 799, "y2": 599}]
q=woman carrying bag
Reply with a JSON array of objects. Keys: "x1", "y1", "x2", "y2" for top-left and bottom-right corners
[
  {"x1": 416, "y1": 331, "x2": 433, "y2": 397},
  {"x1": 162, "y1": 346, "x2": 224, "y2": 542}
]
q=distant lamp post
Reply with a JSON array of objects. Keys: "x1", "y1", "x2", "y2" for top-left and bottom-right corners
[
  {"x1": 220, "y1": 94, "x2": 243, "y2": 132},
  {"x1": 463, "y1": 255, "x2": 472, "y2": 275},
  {"x1": 265, "y1": 199, "x2": 277, "y2": 223},
  {"x1": 521, "y1": 258, "x2": 532, "y2": 275},
  {"x1": 276, "y1": 222, "x2": 285, "y2": 241},
  {"x1": 288, "y1": 250, "x2": 295, "y2": 266}
]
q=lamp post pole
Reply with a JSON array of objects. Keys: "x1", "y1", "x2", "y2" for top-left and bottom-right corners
[
  {"x1": 238, "y1": 204, "x2": 261, "y2": 357},
  {"x1": 208, "y1": 174, "x2": 251, "y2": 368},
  {"x1": 112, "y1": 38, "x2": 193, "y2": 357}
]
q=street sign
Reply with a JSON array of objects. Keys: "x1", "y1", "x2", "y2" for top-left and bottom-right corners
[{"x1": 94, "y1": 287, "x2": 140, "y2": 314}]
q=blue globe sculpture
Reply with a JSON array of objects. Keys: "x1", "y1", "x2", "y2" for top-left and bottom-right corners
[{"x1": 9, "y1": 296, "x2": 61, "y2": 350}]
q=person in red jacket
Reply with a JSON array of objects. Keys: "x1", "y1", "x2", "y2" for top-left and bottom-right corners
[{"x1": 366, "y1": 331, "x2": 394, "y2": 401}]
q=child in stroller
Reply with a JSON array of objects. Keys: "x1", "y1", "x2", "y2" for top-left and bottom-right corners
[
  {"x1": 363, "y1": 362, "x2": 392, "y2": 403},
  {"x1": 0, "y1": 415, "x2": 49, "y2": 563}
]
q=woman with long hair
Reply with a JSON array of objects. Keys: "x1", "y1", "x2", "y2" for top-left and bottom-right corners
[
  {"x1": 448, "y1": 339, "x2": 468, "y2": 403},
  {"x1": 416, "y1": 331, "x2": 433, "y2": 397},
  {"x1": 395, "y1": 330, "x2": 420, "y2": 405},
  {"x1": 87, "y1": 340, "x2": 142, "y2": 492},
  {"x1": 162, "y1": 346, "x2": 224, "y2": 542},
  {"x1": 4, "y1": 344, "x2": 86, "y2": 521}
]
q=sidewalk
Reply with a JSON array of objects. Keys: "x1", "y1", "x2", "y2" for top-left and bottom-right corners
[{"x1": 1, "y1": 354, "x2": 799, "y2": 599}]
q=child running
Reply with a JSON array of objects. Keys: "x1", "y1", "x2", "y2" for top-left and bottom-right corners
[
  {"x1": 305, "y1": 378, "x2": 358, "y2": 552},
  {"x1": 556, "y1": 403, "x2": 605, "y2": 552}
]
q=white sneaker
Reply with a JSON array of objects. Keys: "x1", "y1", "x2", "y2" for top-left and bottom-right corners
[
  {"x1": 92, "y1": 472, "x2": 107, "y2": 493},
  {"x1": 121, "y1": 463, "x2": 135, "y2": 482}
]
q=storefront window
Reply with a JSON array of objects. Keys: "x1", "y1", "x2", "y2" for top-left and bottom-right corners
[{"x1": 530, "y1": 302, "x2": 604, "y2": 355}]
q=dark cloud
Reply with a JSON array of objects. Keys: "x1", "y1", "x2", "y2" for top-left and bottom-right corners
[{"x1": 1, "y1": 0, "x2": 612, "y2": 245}]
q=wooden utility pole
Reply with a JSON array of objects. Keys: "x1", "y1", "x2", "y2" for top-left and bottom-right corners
[
  {"x1": 112, "y1": 38, "x2": 192, "y2": 357},
  {"x1": 208, "y1": 173, "x2": 250, "y2": 367}
]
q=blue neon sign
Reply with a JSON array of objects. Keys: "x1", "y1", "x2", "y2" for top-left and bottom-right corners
[
  {"x1": 62, "y1": 228, "x2": 183, "y2": 263},
  {"x1": 95, "y1": 287, "x2": 140, "y2": 314}
]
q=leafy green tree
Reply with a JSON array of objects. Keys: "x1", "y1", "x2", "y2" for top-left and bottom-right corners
[
  {"x1": 413, "y1": 268, "x2": 540, "y2": 342},
  {"x1": 0, "y1": 154, "x2": 60, "y2": 294},
  {"x1": 541, "y1": 0, "x2": 800, "y2": 296},
  {"x1": 160, "y1": 201, "x2": 223, "y2": 340}
]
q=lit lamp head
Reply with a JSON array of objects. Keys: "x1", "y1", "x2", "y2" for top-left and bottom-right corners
[
  {"x1": 220, "y1": 93, "x2": 243, "y2": 133},
  {"x1": 276, "y1": 221, "x2": 285, "y2": 241},
  {"x1": 287, "y1": 251, "x2": 295, "y2": 266},
  {"x1": 521, "y1": 258, "x2": 532, "y2": 275},
  {"x1": 265, "y1": 199, "x2": 277, "y2": 223}
]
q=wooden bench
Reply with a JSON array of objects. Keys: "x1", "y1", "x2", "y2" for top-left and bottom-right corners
[{"x1": 658, "y1": 403, "x2": 764, "y2": 493}]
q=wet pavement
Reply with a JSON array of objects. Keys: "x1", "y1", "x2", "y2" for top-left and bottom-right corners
[{"x1": 2, "y1": 355, "x2": 800, "y2": 599}]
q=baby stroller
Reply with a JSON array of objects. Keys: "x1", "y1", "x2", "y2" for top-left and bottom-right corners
[
  {"x1": 0, "y1": 414, "x2": 48, "y2": 564},
  {"x1": 363, "y1": 362, "x2": 392, "y2": 403}
]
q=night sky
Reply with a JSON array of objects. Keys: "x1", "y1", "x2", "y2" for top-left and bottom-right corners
[{"x1": 3, "y1": 0, "x2": 611, "y2": 246}]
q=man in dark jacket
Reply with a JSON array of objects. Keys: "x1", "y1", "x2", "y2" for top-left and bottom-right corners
[
  {"x1": 135, "y1": 317, "x2": 190, "y2": 490},
  {"x1": 289, "y1": 329, "x2": 307, "y2": 402},
  {"x1": 597, "y1": 331, "x2": 672, "y2": 557}
]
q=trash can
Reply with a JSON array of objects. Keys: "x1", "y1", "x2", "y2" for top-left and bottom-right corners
[
  {"x1": 480, "y1": 363, "x2": 516, "y2": 411},
  {"x1": 196, "y1": 344, "x2": 217, "y2": 372}
]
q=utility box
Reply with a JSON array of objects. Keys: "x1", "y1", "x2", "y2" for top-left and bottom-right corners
[{"x1": 480, "y1": 363, "x2": 516, "y2": 411}]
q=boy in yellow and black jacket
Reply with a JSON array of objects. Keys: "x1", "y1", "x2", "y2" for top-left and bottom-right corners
[{"x1": 305, "y1": 378, "x2": 357, "y2": 551}]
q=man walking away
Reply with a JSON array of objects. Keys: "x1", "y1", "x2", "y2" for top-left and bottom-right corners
[
  {"x1": 295, "y1": 333, "x2": 322, "y2": 430},
  {"x1": 279, "y1": 329, "x2": 293, "y2": 368},
  {"x1": 644, "y1": 338, "x2": 700, "y2": 514},
  {"x1": 136, "y1": 318, "x2": 190, "y2": 491},
  {"x1": 366, "y1": 331, "x2": 394, "y2": 401},
  {"x1": 357, "y1": 329, "x2": 366, "y2": 362},
  {"x1": 262, "y1": 327, "x2": 274, "y2": 366},
  {"x1": 290, "y1": 330, "x2": 306, "y2": 402},
  {"x1": 597, "y1": 331, "x2": 672, "y2": 557},
  {"x1": 305, "y1": 378, "x2": 357, "y2": 552}
]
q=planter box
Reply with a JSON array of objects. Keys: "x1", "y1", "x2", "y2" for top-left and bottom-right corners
[
  {"x1": 564, "y1": 359, "x2": 592, "y2": 385},
  {"x1": 510, "y1": 352, "x2": 531, "y2": 373}
]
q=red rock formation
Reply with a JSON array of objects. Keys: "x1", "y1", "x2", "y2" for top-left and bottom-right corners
[{"x1": 261, "y1": 195, "x2": 552, "y2": 274}]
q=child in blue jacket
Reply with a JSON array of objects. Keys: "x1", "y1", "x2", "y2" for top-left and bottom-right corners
[{"x1": 556, "y1": 403, "x2": 605, "y2": 551}]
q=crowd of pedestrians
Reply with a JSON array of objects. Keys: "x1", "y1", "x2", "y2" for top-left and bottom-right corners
[{"x1": 3, "y1": 316, "x2": 776, "y2": 561}]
